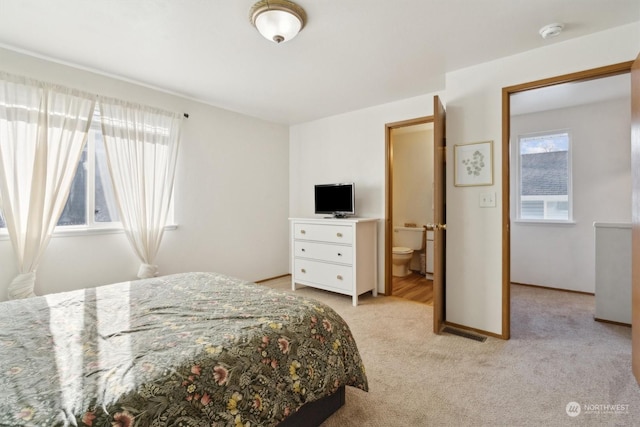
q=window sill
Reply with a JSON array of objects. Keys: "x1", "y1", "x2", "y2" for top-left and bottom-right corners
[
  {"x1": 0, "y1": 224, "x2": 178, "y2": 241},
  {"x1": 513, "y1": 219, "x2": 576, "y2": 226}
]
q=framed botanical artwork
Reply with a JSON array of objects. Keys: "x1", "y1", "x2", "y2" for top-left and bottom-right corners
[{"x1": 454, "y1": 140, "x2": 493, "y2": 187}]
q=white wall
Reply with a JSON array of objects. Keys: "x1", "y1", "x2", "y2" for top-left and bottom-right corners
[
  {"x1": 445, "y1": 22, "x2": 639, "y2": 335},
  {"x1": 392, "y1": 127, "x2": 434, "y2": 227},
  {"x1": 511, "y1": 98, "x2": 631, "y2": 293},
  {"x1": 289, "y1": 92, "x2": 443, "y2": 289},
  {"x1": 0, "y1": 47, "x2": 290, "y2": 301},
  {"x1": 290, "y1": 22, "x2": 639, "y2": 337}
]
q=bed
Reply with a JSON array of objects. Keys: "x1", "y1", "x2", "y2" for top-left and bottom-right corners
[{"x1": 0, "y1": 272, "x2": 368, "y2": 426}]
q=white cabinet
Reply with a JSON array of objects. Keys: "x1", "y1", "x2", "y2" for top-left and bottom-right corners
[
  {"x1": 594, "y1": 222, "x2": 631, "y2": 325},
  {"x1": 290, "y1": 218, "x2": 378, "y2": 306},
  {"x1": 425, "y1": 230, "x2": 434, "y2": 277}
]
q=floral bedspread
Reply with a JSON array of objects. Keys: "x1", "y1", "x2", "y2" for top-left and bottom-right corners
[{"x1": 0, "y1": 272, "x2": 368, "y2": 426}]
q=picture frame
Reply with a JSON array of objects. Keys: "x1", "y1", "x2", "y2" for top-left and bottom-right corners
[{"x1": 454, "y1": 140, "x2": 493, "y2": 187}]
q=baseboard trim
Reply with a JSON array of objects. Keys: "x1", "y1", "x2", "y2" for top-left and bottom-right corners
[
  {"x1": 255, "y1": 273, "x2": 291, "y2": 283},
  {"x1": 443, "y1": 321, "x2": 502, "y2": 340},
  {"x1": 511, "y1": 282, "x2": 594, "y2": 296},
  {"x1": 594, "y1": 317, "x2": 631, "y2": 327}
]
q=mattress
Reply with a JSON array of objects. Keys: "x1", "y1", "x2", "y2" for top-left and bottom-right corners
[{"x1": 0, "y1": 272, "x2": 368, "y2": 426}]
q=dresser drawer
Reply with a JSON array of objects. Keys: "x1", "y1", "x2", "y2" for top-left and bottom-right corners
[
  {"x1": 293, "y1": 223, "x2": 353, "y2": 244},
  {"x1": 294, "y1": 241, "x2": 353, "y2": 264},
  {"x1": 293, "y1": 259, "x2": 353, "y2": 292}
]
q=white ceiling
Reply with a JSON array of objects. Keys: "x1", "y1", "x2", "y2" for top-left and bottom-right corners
[{"x1": 0, "y1": 0, "x2": 637, "y2": 124}]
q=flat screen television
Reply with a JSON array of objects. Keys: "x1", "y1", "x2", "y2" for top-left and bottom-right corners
[{"x1": 314, "y1": 183, "x2": 355, "y2": 218}]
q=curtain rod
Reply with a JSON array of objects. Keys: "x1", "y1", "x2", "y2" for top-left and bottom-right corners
[{"x1": 0, "y1": 71, "x2": 191, "y2": 119}]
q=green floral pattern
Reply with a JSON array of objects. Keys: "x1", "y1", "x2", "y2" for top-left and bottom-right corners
[{"x1": 0, "y1": 272, "x2": 368, "y2": 426}]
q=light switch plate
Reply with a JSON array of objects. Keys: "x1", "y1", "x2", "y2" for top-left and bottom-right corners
[{"x1": 479, "y1": 192, "x2": 496, "y2": 208}]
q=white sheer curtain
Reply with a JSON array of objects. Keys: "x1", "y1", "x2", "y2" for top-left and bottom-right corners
[
  {"x1": 0, "y1": 72, "x2": 95, "y2": 299},
  {"x1": 98, "y1": 98, "x2": 181, "y2": 279}
]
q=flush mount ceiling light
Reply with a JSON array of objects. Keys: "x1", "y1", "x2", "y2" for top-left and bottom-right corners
[
  {"x1": 539, "y1": 23, "x2": 564, "y2": 39},
  {"x1": 250, "y1": 0, "x2": 307, "y2": 44}
]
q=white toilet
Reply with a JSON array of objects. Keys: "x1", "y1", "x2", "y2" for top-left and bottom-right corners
[{"x1": 392, "y1": 226, "x2": 426, "y2": 277}]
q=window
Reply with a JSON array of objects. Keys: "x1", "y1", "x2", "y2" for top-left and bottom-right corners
[
  {"x1": 516, "y1": 131, "x2": 572, "y2": 222},
  {"x1": 57, "y1": 114, "x2": 120, "y2": 227},
  {"x1": 0, "y1": 109, "x2": 120, "y2": 231}
]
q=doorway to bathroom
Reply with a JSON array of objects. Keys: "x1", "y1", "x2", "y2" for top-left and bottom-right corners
[
  {"x1": 385, "y1": 96, "x2": 447, "y2": 334},
  {"x1": 387, "y1": 120, "x2": 435, "y2": 306}
]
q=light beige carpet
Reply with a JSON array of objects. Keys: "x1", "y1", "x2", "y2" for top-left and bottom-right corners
[{"x1": 262, "y1": 277, "x2": 640, "y2": 426}]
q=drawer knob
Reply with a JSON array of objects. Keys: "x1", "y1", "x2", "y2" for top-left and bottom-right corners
[
  {"x1": 300, "y1": 230, "x2": 306, "y2": 234},
  {"x1": 301, "y1": 248, "x2": 306, "y2": 252},
  {"x1": 336, "y1": 232, "x2": 343, "y2": 237},
  {"x1": 337, "y1": 252, "x2": 342, "y2": 256},
  {"x1": 301, "y1": 268, "x2": 306, "y2": 273},
  {"x1": 336, "y1": 275, "x2": 343, "y2": 280}
]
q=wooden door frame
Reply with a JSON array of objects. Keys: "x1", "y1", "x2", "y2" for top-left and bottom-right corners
[
  {"x1": 630, "y1": 52, "x2": 640, "y2": 384},
  {"x1": 384, "y1": 115, "x2": 434, "y2": 297},
  {"x1": 501, "y1": 60, "x2": 634, "y2": 340}
]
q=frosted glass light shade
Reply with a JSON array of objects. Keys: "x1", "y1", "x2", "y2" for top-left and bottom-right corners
[
  {"x1": 250, "y1": 0, "x2": 307, "y2": 44},
  {"x1": 255, "y1": 10, "x2": 302, "y2": 43}
]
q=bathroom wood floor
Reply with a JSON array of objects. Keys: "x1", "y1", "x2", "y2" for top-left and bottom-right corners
[{"x1": 392, "y1": 272, "x2": 433, "y2": 305}]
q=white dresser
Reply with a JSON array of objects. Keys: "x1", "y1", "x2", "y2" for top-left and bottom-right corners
[{"x1": 289, "y1": 218, "x2": 378, "y2": 306}]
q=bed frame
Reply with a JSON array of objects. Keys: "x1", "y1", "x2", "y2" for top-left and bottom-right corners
[{"x1": 279, "y1": 386, "x2": 345, "y2": 427}]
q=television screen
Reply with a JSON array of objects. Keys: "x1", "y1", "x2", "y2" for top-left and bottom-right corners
[{"x1": 314, "y1": 183, "x2": 355, "y2": 217}]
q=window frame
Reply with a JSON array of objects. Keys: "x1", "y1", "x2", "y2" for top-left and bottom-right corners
[
  {"x1": 0, "y1": 111, "x2": 177, "y2": 238},
  {"x1": 513, "y1": 129, "x2": 574, "y2": 224}
]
